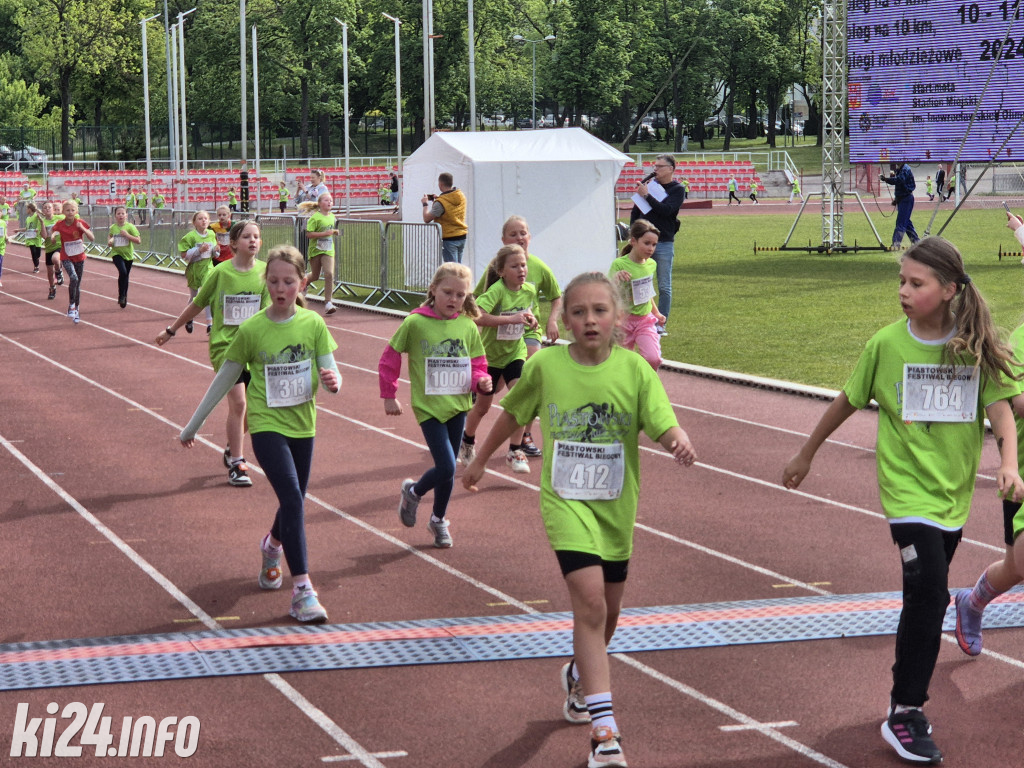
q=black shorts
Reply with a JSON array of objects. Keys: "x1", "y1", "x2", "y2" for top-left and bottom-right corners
[
  {"x1": 236, "y1": 367, "x2": 252, "y2": 388},
  {"x1": 487, "y1": 358, "x2": 524, "y2": 388},
  {"x1": 45, "y1": 251, "x2": 59, "y2": 266},
  {"x1": 1003, "y1": 498, "x2": 1022, "y2": 546},
  {"x1": 554, "y1": 550, "x2": 629, "y2": 583}
]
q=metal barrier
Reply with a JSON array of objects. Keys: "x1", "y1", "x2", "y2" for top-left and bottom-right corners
[{"x1": 38, "y1": 205, "x2": 440, "y2": 304}]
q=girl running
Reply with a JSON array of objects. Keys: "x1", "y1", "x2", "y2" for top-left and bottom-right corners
[
  {"x1": 299, "y1": 193, "x2": 338, "y2": 315},
  {"x1": 781, "y1": 236, "x2": 1024, "y2": 765},
  {"x1": 24, "y1": 202, "x2": 43, "y2": 275},
  {"x1": 379, "y1": 263, "x2": 492, "y2": 548},
  {"x1": 478, "y1": 215, "x2": 563, "y2": 458},
  {"x1": 953, "y1": 211, "x2": 1024, "y2": 658},
  {"x1": 41, "y1": 201, "x2": 63, "y2": 297},
  {"x1": 108, "y1": 205, "x2": 141, "y2": 308},
  {"x1": 210, "y1": 206, "x2": 234, "y2": 264},
  {"x1": 459, "y1": 244, "x2": 538, "y2": 474},
  {"x1": 178, "y1": 210, "x2": 217, "y2": 333},
  {"x1": 609, "y1": 219, "x2": 666, "y2": 370},
  {"x1": 0, "y1": 205, "x2": 8, "y2": 288},
  {"x1": 179, "y1": 245, "x2": 340, "y2": 624},
  {"x1": 50, "y1": 199, "x2": 94, "y2": 325},
  {"x1": 157, "y1": 221, "x2": 270, "y2": 487},
  {"x1": 462, "y1": 271, "x2": 696, "y2": 768}
]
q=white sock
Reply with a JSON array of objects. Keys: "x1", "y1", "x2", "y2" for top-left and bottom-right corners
[
  {"x1": 584, "y1": 692, "x2": 617, "y2": 733},
  {"x1": 292, "y1": 575, "x2": 312, "y2": 593},
  {"x1": 261, "y1": 534, "x2": 282, "y2": 555}
]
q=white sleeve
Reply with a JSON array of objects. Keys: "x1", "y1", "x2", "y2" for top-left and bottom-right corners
[{"x1": 180, "y1": 361, "x2": 245, "y2": 441}]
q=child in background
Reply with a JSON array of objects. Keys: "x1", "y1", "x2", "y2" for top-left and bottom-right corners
[
  {"x1": 152, "y1": 191, "x2": 165, "y2": 209},
  {"x1": 782, "y1": 236, "x2": 1024, "y2": 765},
  {"x1": 462, "y1": 271, "x2": 697, "y2": 768},
  {"x1": 50, "y1": 199, "x2": 94, "y2": 324},
  {"x1": 0, "y1": 204, "x2": 8, "y2": 288},
  {"x1": 157, "y1": 221, "x2": 270, "y2": 487},
  {"x1": 210, "y1": 206, "x2": 234, "y2": 264},
  {"x1": 299, "y1": 193, "x2": 338, "y2": 315},
  {"x1": 459, "y1": 244, "x2": 538, "y2": 475},
  {"x1": 41, "y1": 201, "x2": 62, "y2": 296},
  {"x1": 610, "y1": 219, "x2": 665, "y2": 370},
  {"x1": 228, "y1": 188, "x2": 238, "y2": 212},
  {"x1": 178, "y1": 210, "x2": 217, "y2": 333},
  {"x1": 379, "y1": 263, "x2": 492, "y2": 548},
  {"x1": 953, "y1": 211, "x2": 1024, "y2": 657},
  {"x1": 179, "y1": 245, "x2": 341, "y2": 623},
  {"x1": 107, "y1": 205, "x2": 141, "y2": 308},
  {"x1": 278, "y1": 182, "x2": 290, "y2": 213},
  {"x1": 789, "y1": 177, "x2": 803, "y2": 203},
  {"x1": 0, "y1": 194, "x2": 9, "y2": 219},
  {"x1": 24, "y1": 202, "x2": 43, "y2": 274},
  {"x1": 748, "y1": 180, "x2": 759, "y2": 204},
  {"x1": 478, "y1": 215, "x2": 563, "y2": 458}
]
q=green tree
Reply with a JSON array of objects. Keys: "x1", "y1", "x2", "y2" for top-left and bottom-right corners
[{"x1": 17, "y1": 0, "x2": 136, "y2": 161}]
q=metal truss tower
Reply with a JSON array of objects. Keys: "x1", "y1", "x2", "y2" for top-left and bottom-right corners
[{"x1": 820, "y1": 0, "x2": 847, "y2": 250}]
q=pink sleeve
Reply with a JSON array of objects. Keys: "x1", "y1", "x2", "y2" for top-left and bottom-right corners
[
  {"x1": 379, "y1": 345, "x2": 402, "y2": 399},
  {"x1": 471, "y1": 354, "x2": 489, "y2": 393}
]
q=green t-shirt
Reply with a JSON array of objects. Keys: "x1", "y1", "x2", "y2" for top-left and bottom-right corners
[
  {"x1": 0, "y1": 218, "x2": 6, "y2": 255},
  {"x1": 179, "y1": 228, "x2": 217, "y2": 261},
  {"x1": 500, "y1": 344, "x2": 679, "y2": 560},
  {"x1": 24, "y1": 213, "x2": 44, "y2": 247},
  {"x1": 476, "y1": 279, "x2": 538, "y2": 368},
  {"x1": 224, "y1": 307, "x2": 338, "y2": 438},
  {"x1": 228, "y1": 190, "x2": 237, "y2": 204},
  {"x1": 43, "y1": 216, "x2": 61, "y2": 254},
  {"x1": 843, "y1": 319, "x2": 1019, "y2": 530},
  {"x1": 125, "y1": 194, "x2": 136, "y2": 208},
  {"x1": 609, "y1": 255, "x2": 657, "y2": 315},
  {"x1": 109, "y1": 222, "x2": 140, "y2": 261},
  {"x1": 388, "y1": 311, "x2": 486, "y2": 424},
  {"x1": 306, "y1": 210, "x2": 336, "y2": 259},
  {"x1": 193, "y1": 259, "x2": 270, "y2": 370},
  {"x1": 279, "y1": 187, "x2": 289, "y2": 202},
  {"x1": 475, "y1": 254, "x2": 561, "y2": 342},
  {"x1": 153, "y1": 195, "x2": 165, "y2": 208}
]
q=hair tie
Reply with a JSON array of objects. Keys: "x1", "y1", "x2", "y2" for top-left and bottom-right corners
[{"x1": 961, "y1": 274, "x2": 972, "y2": 286}]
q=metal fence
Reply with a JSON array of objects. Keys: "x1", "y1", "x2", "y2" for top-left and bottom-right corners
[{"x1": 12, "y1": 205, "x2": 443, "y2": 304}]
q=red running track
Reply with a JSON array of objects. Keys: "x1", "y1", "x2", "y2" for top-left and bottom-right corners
[{"x1": 1, "y1": 242, "x2": 1023, "y2": 767}]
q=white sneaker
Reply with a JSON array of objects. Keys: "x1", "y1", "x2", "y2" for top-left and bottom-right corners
[
  {"x1": 324, "y1": 300, "x2": 337, "y2": 315},
  {"x1": 458, "y1": 440, "x2": 476, "y2": 466},
  {"x1": 427, "y1": 517, "x2": 453, "y2": 548},
  {"x1": 72, "y1": 309, "x2": 80, "y2": 324},
  {"x1": 67, "y1": 304, "x2": 76, "y2": 317},
  {"x1": 506, "y1": 448, "x2": 530, "y2": 474}
]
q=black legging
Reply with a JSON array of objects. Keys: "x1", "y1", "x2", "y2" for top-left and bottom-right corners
[{"x1": 113, "y1": 255, "x2": 133, "y2": 299}]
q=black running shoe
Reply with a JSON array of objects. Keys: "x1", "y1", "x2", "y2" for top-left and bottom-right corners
[
  {"x1": 228, "y1": 462, "x2": 253, "y2": 487},
  {"x1": 521, "y1": 432, "x2": 542, "y2": 457},
  {"x1": 881, "y1": 709, "x2": 942, "y2": 764},
  {"x1": 118, "y1": 293, "x2": 127, "y2": 308},
  {"x1": 48, "y1": 287, "x2": 56, "y2": 300},
  {"x1": 185, "y1": 320, "x2": 194, "y2": 334}
]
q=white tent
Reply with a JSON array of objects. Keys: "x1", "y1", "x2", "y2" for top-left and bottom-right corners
[{"x1": 400, "y1": 128, "x2": 630, "y2": 289}]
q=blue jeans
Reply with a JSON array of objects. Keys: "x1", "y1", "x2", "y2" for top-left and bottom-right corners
[
  {"x1": 652, "y1": 241, "x2": 675, "y2": 319},
  {"x1": 441, "y1": 238, "x2": 466, "y2": 264},
  {"x1": 893, "y1": 197, "x2": 919, "y2": 248},
  {"x1": 250, "y1": 432, "x2": 315, "y2": 576},
  {"x1": 413, "y1": 413, "x2": 466, "y2": 520}
]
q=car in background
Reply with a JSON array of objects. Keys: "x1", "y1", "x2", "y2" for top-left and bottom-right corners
[
  {"x1": 0, "y1": 145, "x2": 13, "y2": 162},
  {"x1": 12, "y1": 144, "x2": 47, "y2": 167}
]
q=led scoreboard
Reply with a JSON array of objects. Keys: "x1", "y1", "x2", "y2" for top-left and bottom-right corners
[{"x1": 848, "y1": 0, "x2": 1024, "y2": 162}]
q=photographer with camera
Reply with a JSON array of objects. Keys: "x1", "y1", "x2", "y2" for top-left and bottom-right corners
[{"x1": 422, "y1": 173, "x2": 468, "y2": 264}]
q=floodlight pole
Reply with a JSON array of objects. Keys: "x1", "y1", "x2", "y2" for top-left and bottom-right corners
[
  {"x1": 178, "y1": 7, "x2": 197, "y2": 207},
  {"x1": 383, "y1": 13, "x2": 403, "y2": 171},
  {"x1": 140, "y1": 14, "x2": 160, "y2": 183},
  {"x1": 512, "y1": 34, "x2": 555, "y2": 128},
  {"x1": 334, "y1": 18, "x2": 352, "y2": 214}
]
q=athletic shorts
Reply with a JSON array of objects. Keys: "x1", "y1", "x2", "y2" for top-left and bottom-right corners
[
  {"x1": 554, "y1": 550, "x2": 629, "y2": 582},
  {"x1": 1003, "y1": 498, "x2": 1023, "y2": 545},
  {"x1": 487, "y1": 358, "x2": 524, "y2": 387}
]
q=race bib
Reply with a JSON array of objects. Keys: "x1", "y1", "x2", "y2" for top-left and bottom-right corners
[
  {"x1": 901, "y1": 364, "x2": 979, "y2": 423},
  {"x1": 424, "y1": 357, "x2": 472, "y2": 395},
  {"x1": 551, "y1": 440, "x2": 625, "y2": 500},
  {"x1": 216, "y1": 233, "x2": 230, "y2": 246},
  {"x1": 318, "y1": 235, "x2": 334, "y2": 254},
  {"x1": 63, "y1": 239, "x2": 85, "y2": 257},
  {"x1": 265, "y1": 359, "x2": 313, "y2": 408},
  {"x1": 630, "y1": 275, "x2": 655, "y2": 306},
  {"x1": 222, "y1": 294, "x2": 262, "y2": 326},
  {"x1": 496, "y1": 310, "x2": 524, "y2": 341},
  {"x1": 0, "y1": 222, "x2": 6, "y2": 238},
  {"x1": 23, "y1": 228, "x2": 35, "y2": 240},
  {"x1": 112, "y1": 234, "x2": 129, "y2": 248}
]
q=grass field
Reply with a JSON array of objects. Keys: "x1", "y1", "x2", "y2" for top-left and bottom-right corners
[{"x1": 661, "y1": 206, "x2": 1024, "y2": 389}]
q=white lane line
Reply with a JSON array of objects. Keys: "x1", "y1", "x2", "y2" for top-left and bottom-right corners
[{"x1": 615, "y1": 655, "x2": 849, "y2": 768}]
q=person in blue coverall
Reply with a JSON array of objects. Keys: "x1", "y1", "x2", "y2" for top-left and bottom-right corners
[{"x1": 880, "y1": 162, "x2": 919, "y2": 250}]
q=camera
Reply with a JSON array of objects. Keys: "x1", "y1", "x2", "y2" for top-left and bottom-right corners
[{"x1": 427, "y1": 194, "x2": 435, "y2": 201}]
